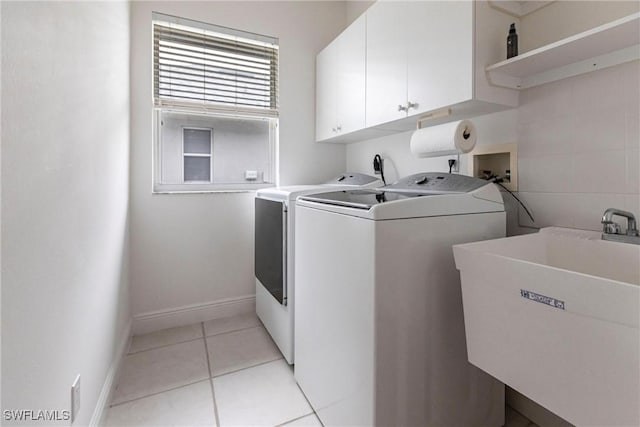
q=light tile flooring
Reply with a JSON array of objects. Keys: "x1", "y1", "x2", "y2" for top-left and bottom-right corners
[
  {"x1": 106, "y1": 312, "x2": 537, "y2": 427},
  {"x1": 105, "y1": 313, "x2": 318, "y2": 426}
]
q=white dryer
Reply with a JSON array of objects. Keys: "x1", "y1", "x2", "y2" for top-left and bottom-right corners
[
  {"x1": 254, "y1": 173, "x2": 382, "y2": 364},
  {"x1": 294, "y1": 173, "x2": 506, "y2": 427}
]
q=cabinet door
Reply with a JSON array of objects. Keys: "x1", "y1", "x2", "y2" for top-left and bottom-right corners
[
  {"x1": 365, "y1": 1, "x2": 408, "y2": 128},
  {"x1": 336, "y1": 14, "x2": 366, "y2": 135},
  {"x1": 406, "y1": 1, "x2": 474, "y2": 115},
  {"x1": 316, "y1": 42, "x2": 338, "y2": 141}
]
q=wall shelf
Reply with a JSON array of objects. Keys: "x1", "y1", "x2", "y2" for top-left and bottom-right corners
[{"x1": 486, "y1": 12, "x2": 640, "y2": 90}]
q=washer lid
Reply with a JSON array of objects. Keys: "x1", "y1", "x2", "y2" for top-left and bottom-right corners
[
  {"x1": 256, "y1": 185, "x2": 331, "y2": 202},
  {"x1": 301, "y1": 190, "x2": 425, "y2": 210},
  {"x1": 256, "y1": 173, "x2": 382, "y2": 202},
  {"x1": 297, "y1": 173, "x2": 505, "y2": 220}
]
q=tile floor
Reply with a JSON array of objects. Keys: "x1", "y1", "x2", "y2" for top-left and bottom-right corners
[
  {"x1": 105, "y1": 313, "x2": 318, "y2": 426},
  {"x1": 105, "y1": 312, "x2": 537, "y2": 427}
]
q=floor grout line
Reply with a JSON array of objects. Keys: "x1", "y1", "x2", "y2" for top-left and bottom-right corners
[
  {"x1": 109, "y1": 377, "x2": 210, "y2": 408},
  {"x1": 212, "y1": 356, "x2": 284, "y2": 379},
  {"x1": 204, "y1": 323, "x2": 264, "y2": 339},
  {"x1": 273, "y1": 410, "x2": 317, "y2": 427},
  {"x1": 202, "y1": 322, "x2": 221, "y2": 427},
  {"x1": 127, "y1": 336, "x2": 204, "y2": 355},
  {"x1": 295, "y1": 382, "x2": 322, "y2": 426},
  {"x1": 127, "y1": 319, "x2": 259, "y2": 355}
]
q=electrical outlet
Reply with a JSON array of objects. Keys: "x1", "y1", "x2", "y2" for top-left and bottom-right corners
[{"x1": 71, "y1": 375, "x2": 81, "y2": 424}]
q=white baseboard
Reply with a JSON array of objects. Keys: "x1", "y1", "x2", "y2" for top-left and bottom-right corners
[
  {"x1": 89, "y1": 319, "x2": 132, "y2": 427},
  {"x1": 132, "y1": 295, "x2": 256, "y2": 335}
]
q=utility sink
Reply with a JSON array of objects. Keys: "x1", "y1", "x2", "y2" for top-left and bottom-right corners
[{"x1": 453, "y1": 227, "x2": 639, "y2": 426}]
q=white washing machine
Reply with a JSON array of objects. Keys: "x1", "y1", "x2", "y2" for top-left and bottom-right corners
[
  {"x1": 255, "y1": 173, "x2": 382, "y2": 364},
  {"x1": 294, "y1": 173, "x2": 506, "y2": 427}
]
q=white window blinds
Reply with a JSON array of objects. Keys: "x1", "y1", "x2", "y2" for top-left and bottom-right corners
[{"x1": 153, "y1": 13, "x2": 279, "y2": 117}]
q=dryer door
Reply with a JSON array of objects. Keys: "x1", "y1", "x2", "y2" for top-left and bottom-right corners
[{"x1": 255, "y1": 197, "x2": 287, "y2": 305}]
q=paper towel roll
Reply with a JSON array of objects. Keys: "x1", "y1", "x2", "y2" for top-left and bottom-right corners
[{"x1": 410, "y1": 119, "x2": 477, "y2": 158}]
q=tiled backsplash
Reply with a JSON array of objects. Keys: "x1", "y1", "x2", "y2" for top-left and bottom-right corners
[{"x1": 515, "y1": 60, "x2": 639, "y2": 232}]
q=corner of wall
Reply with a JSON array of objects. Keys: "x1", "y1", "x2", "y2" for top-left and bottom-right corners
[{"x1": 345, "y1": 1, "x2": 373, "y2": 26}]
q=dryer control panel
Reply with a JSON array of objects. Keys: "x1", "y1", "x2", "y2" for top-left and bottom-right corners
[{"x1": 386, "y1": 173, "x2": 488, "y2": 194}]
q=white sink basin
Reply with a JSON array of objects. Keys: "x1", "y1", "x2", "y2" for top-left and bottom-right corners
[{"x1": 453, "y1": 227, "x2": 639, "y2": 426}]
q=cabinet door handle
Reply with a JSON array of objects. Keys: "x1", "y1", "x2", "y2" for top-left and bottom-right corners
[
  {"x1": 398, "y1": 104, "x2": 408, "y2": 112},
  {"x1": 336, "y1": 125, "x2": 342, "y2": 132},
  {"x1": 407, "y1": 101, "x2": 418, "y2": 110},
  {"x1": 331, "y1": 127, "x2": 336, "y2": 133}
]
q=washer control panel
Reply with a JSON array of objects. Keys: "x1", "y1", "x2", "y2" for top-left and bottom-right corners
[
  {"x1": 386, "y1": 173, "x2": 488, "y2": 194},
  {"x1": 325, "y1": 173, "x2": 380, "y2": 186}
]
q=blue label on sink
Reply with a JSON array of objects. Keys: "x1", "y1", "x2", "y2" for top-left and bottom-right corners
[{"x1": 521, "y1": 290, "x2": 565, "y2": 310}]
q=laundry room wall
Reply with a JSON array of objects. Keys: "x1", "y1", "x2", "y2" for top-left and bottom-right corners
[
  {"x1": 518, "y1": 0, "x2": 640, "y2": 52},
  {"x1": 346, "y1": 0, "x2": 373, "y2": 23},
  {"x1": 1, "y1": 2, "x2": 131, "y2": 424},
  {"x1": 346, "y1": 1, "x2": 639, "y2": 237},
  {"x1": 129, "y1": 1, "x2": 348, "y2": 332}
]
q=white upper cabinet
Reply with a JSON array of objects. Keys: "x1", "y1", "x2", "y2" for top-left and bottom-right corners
[
  {"x1": 315, "y1": 14, "x2": 366, "y2": 141},
  {"x1": 315, "y1": 39, "x2": 338, "y2": 142},
  {"x1": 317, "y1": 0, "x2": 519, "y2": 143},
  {"x1": 406, "y1": 1, "x2": 474, "y2": 116},
  {"x1": 337, "y1": 14, "x2": 366, "y2": 135},
  {"x1": 367, "y1": 1, "x2": 475, "y2": 127},
  {"x1": 365, "y1": 2, "x2": 408, "y2": 127}
]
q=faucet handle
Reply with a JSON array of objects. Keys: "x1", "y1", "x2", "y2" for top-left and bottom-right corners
[{"x1": 602, "y1": 221, "x2": 621, "y2": 234}]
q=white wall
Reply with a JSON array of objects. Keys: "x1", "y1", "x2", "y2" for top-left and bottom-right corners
[
  {"x1": 346, "y1": 110, "x2": 518, "y2": 183},
  {"x1": 346, "y1": 0, "x2": 373, "y2": 24},
  {"x1": 1, "y1": 2, "x2": 130, "y2": 425},
  {"x1": 130, "y1": 2, "x2": 347, "y2": 326},
  {"x1": 519, "y1": 1, "x2": 640, "y2": 52},
  {"x1": 514, "y1": 60, "x2": 639, "y2": 232}
]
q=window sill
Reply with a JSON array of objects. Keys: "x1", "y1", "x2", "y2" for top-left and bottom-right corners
[{"x1": 152, "y1": 183, "x2": 274, "y2": 194}]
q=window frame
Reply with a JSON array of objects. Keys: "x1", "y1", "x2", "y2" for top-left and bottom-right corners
[
  {"x1": 181, "y1": 126, "x2": 213, "y2": 184},
  {"x1": 151, "y1": 12, "x2": 279, "y2": 194},
  {"x1": 153, "y1": 108, "x2": 277, "y2": 194}
]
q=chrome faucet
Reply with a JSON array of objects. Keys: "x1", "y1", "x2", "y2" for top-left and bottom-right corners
[{"x1": 601, "y1": 208, "x2": 640, "y2": 245}]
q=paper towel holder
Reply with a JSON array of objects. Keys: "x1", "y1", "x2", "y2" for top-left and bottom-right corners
[{"x1": 416, "y1": 108, "x2": 452, "y2": 130}]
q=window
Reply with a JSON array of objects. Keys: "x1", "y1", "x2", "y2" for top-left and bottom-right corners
[
  {"x1": 152, "y1": 13, "x2": 278, "y2": 192},
  {"x1": 183, "y1": 128, "x2": 212, "y2": 182}
]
